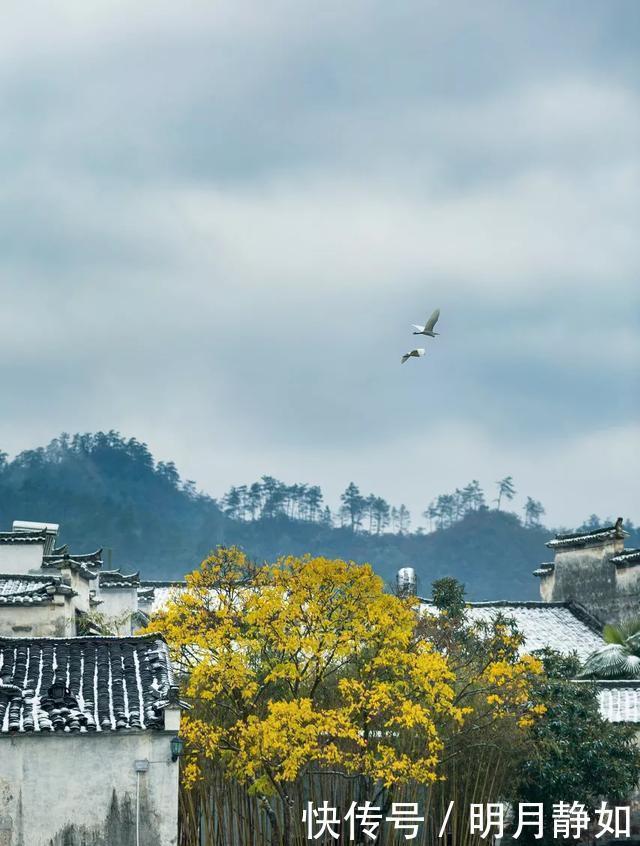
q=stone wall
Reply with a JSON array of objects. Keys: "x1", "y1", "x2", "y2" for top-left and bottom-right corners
[{"x1": 0, "y1": 731, "x2": 179, "y2": 846}]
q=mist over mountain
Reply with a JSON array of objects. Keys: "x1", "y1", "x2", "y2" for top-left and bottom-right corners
[{"x1": 1, "y1": 432, "x2": 636, "y2": 600}]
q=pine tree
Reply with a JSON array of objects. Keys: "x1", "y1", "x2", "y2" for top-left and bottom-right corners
[{"x1": 495, "y1": 476, "x2": 516, "y2": 511}]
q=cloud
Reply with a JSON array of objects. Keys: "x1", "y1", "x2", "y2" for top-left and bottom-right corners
[{"x1": 0, "y1": 1, "x2": 638, "y2": 527}]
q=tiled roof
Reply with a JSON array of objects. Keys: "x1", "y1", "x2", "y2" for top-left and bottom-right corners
[
  {"x1": 546, "y1": 523, "x2": 625, "y2": 550},
  {"x1": 420, "y1": 600, "x2": 604, "y2": 661},
  {"x1": 44, "y1": 548, "x2": 103, "y2": 569},
  {"x1": 100, "y1": 570, "x2": 140, "y2": 589},
  {"x1": 0, "y1": 530, "x2": 48, "y2": 545},
  {"x1": 0, "y1": 575, "x2": 57, "y2": 597},
  {"x1": 593, "y1": 682, "x2": 640, "y2": 723},
  {"x1": 43, "y1": 555, "x2": 97, "y2": 582},
  {"x1": 610, "y1": 549, "x2": 640, "y2": 568},
  {"x1": 0, "y1": 574, "x2": 65, "y2": 606},
  {"x1": 0, "y1": 635, "x2": 178, "y2": 733},
  {"x1": 532, "y1": 562, "x2": 554, "y2": 578}
]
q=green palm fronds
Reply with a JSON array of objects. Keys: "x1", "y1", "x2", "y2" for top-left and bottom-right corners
[
  {"x1": 581, "y1": 619, "x2": 640, "y2": 679},
  {"x1": 603, "y1": 619, "x2": 640, "y2": 644}
]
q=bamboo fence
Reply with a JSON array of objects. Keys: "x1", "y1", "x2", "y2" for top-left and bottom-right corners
[{"x1": 178, "y1": 746, "x2": 509, "y2": 846}]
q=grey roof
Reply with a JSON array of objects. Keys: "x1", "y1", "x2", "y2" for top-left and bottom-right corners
[
  {"x1": 610, "y1": 549, "x2": 640, "y2": 568},
  {"x1": 44, "y1": 548, "x2": 103, "y2": 569},
  {"x1": 546, "y1": 523, "x2": 625, "y2": 550},
  {"x1": 43, "y1": 555, "x2": 97, "y2": 581},
  {"x1": 0, "y1": 574, "x2": 64, "y2": 606},
  {"x1": 594, "y1": 682, "x2": 640, "y2": 723},
  {"x1": 100, "y1": 570, "x2": 140, "y2": 589},
  {"x1": 0, "y1": 635, "x2": 179, "y2": 733},
  {"x1": 0, "y1": 530, "x2": 47, "y2": 545},
  {"x1": 420, "y1": 600, "x2": 604, "y2": 661},
  {"x1": 0, "y1": 575, "x2": 56, "y2": 597},
  {"x1": 532, "y1": 562, "x2": 554, "y2": 578}
]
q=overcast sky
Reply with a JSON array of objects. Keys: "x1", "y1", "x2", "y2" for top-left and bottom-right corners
[{"x1": 0, "y1": 1, "x2": 638, "y2": 528}]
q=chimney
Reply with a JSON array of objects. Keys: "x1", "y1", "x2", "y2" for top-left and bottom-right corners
[
  {"x1": 13, "y1": 520, "x2": 59, "y2": 556},
  {"x1": 396, "y1": 567, "x2": 417, "y2": 597}
]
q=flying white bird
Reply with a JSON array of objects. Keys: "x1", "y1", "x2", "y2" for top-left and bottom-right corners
[
  {"x1": 401, "y1": 348, "x2": 425, "y2": 364},
  {"x1": 412, "y1": 308, "x2": 440, "y2": 337}
]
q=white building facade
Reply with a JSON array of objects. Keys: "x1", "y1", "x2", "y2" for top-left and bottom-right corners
[{"x1": 0, "y1": 633, "x2": 182, "y2": 846}]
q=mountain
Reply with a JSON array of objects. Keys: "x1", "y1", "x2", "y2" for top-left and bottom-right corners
[{"x1": 0, "y1": 432, "x2": 632, "y2": 600}]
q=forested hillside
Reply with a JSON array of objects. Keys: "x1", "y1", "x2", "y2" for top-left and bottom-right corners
[{"x1": 0, "y1": 432, "x2": 636, "y2": 599}]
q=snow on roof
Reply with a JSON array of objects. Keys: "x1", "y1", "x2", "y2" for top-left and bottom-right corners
[
  {"x1": 41, "y1": 556, "x2": 97, "y2": 582},
  {"x1": 594, "y1": 682, "x2": 640, "y2": 723},
  {"x1": 532, "y1": 563, "x2": 554, "y2": 578},
  {"x1": 546, "y1": 524, "x2": 625, "y2": 550},
  {"x1": 0, "y1": 530, "x2": 48, "y2": 545},
  {"x1": 12, "y1": 520, "x2": 59, "y2": 534},
  {"x1": 0, "y1": 574, "x2": 58, "y2": 597},
  {"x1": 610, "y1": 549, "x2": 640, "y2": 568},
  {"x1": 43, "y1": 548, "x2": 103, "y2": 569},
  {"x1": 0, "y1": 635, "x2": 179, "y2": 734},
  {"x1": 99, "y1": 570, "x2": 140, "y2": 589},
  {"x1": 0, "y1": 574, "x2": 63, "y2": 606},
  {"x1": 419, "y1": 600, "x2": 604, "y2": 661}
]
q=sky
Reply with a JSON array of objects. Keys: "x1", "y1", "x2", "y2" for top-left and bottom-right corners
[{"x1": 0, "y1": 1, "x2": 638, "y2": 528}]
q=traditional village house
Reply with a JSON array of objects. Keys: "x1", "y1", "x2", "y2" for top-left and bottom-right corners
[
  {"x1": 0, "y1": 520, "x2": 184, "y2": 845},
  {"x1": 408, "y1": 519, "x2": 640, "y2": 734},
  {"x1": 534, "y1": 519, "x2": 640, "y2": 625},
  {"x1": 0, "y1": 521, "x2": 154, "y2": 636},
  {"x1": 0, "y1": 572, "x2": 79, "y2": 637},
  {"x1": 0, "y1": 522, "x2": 98, "y2": 637},
  {"x1": 2, "y1": 513, "x2": 639, "y2": 842},
  {"x1": 0, "y1": 632, "x2": 182, "y2": 845}
]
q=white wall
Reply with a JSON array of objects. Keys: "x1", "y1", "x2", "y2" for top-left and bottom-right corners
[
  {"x1": 546, "y1": 538, "x2": 635, "y2": 624},
  {"x1": 0, "y1": 544, "x2": 46, "y2": 575},
  {"x1": 0, "y1": 730, "x2": 180, "y2": 846},
  {"x1": 98, "y1": 588, "x2": 139, "y2": 635},
  {"x1": 0, "y1": 597, "x2": 74, "y2": 637},
  {"x1": 60, "y1": 567, "x2": 92, "y2": 613}
]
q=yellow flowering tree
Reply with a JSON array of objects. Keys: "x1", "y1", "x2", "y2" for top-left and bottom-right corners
[
  {"x1": 147, "y1": 548, "x2": 461, "y2": 844},
  {"x1": 147, "y1": 555, "x2": 544, "y2": 846}
]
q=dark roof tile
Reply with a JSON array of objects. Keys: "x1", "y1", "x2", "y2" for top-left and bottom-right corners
[
  {"x1": 546, "y1": 523, "x2": 626, "y2": 550},
  {"x1": 0, "y1": 531, "x2": 47, "y2": 545},
  {"x1": 44, "y1": 548, "x2": 103, "y2": 568},
  {"x1": 611, "y1": 548, "x2": 640, "y2": 567},
  {"x1": 42, "y1": 556, "x2": 97, "y2": 581},
  {"x1": 0, "y1": 635, "x2": 178, "y2": 733},
  {"x1": 0, "y1": 574, "x2": 63, "y2": 606},
  {"x1": 100, "y1": 570, "x2": 140, "y2": 589}
]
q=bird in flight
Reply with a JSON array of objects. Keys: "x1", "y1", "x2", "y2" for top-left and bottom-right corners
[
  {"x1": 401, "y1": 348, "x2": 425, "y2": 364},
  {"x1": 412, "y1": 308, "x2": 440, "y2": 337}
]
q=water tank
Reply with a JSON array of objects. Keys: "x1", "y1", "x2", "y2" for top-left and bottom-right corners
[{"x1": 396, "y1": 567, "x2": 417, "y2": 596}]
